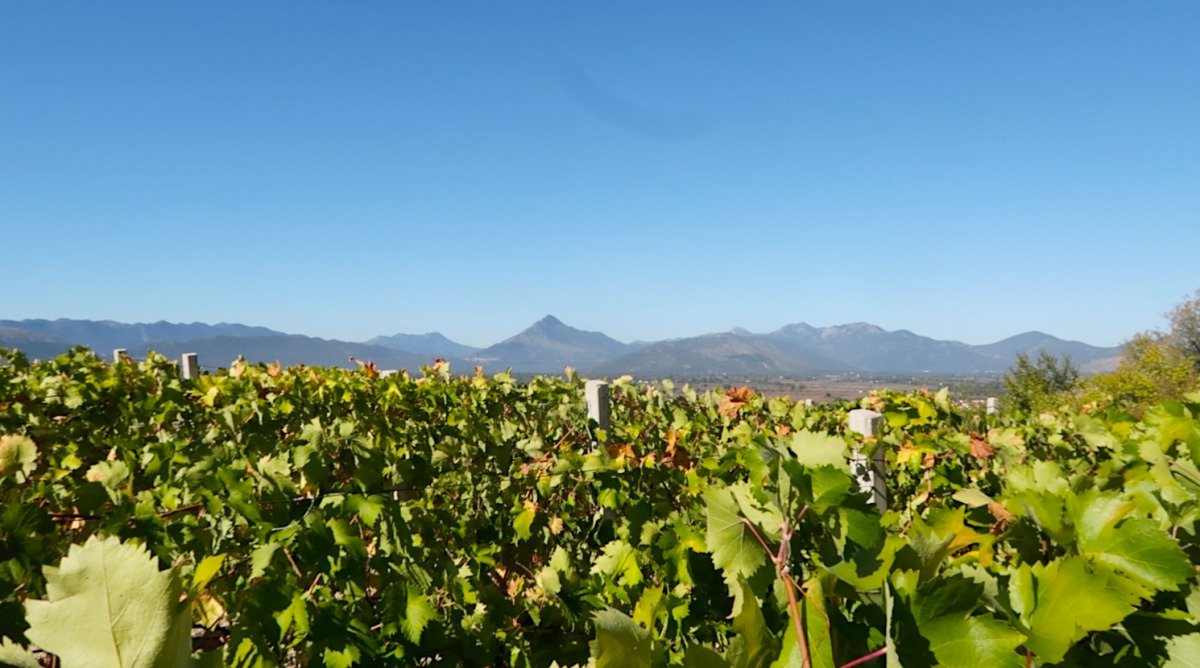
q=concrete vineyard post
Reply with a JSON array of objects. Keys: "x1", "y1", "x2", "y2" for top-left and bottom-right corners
[
  {"x1": 181, "y1": 353, "x2": 200, "y2": 381},
  {"x1": 986, "y1": 397, "x2": 999, "y2": 415},
  {"x1": 585, "y1": 380, "x2": 611, "y2": 431},
  {"x1": 112, "y1": 349, "x2": 126, "y2": 363},
  {"x1": 847, "y1": 408, "x2": 887, "y2": 510}
]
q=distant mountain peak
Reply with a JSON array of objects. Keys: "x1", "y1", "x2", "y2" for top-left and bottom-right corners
[
  {"x1": 774, "y1": 322, "x2": 816, "y2": 334},
  {"x1": 473, "y1": 315, "x2": 633, "y2": 373},
  {"x1": 729, "y1": 326, "x2": 753, "y2": 336}
]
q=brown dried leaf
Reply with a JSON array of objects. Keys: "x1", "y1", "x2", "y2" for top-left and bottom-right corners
[
  {"x1": 970, "y1": 435, "x2": 994, "y2": 460},
  {"x1": 348, "y1": 357, "x2": 379, "y2": 376},
  {"x1": 607, "y1": 443, "x2": 635, "y2": 460},
  {"x1": 664, "y1": 440, "x2": 693, "y2": 470},
  {"x1": 988, "y1": 501, "x2": 1014, "y2": 534},
  {"x1": 719, "y1": 386, "x2": 754, "y2": 418}
]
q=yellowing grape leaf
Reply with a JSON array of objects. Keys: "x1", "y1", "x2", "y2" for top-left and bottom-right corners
[{"x1": 24, "y1": 535, "x2": 192, "y2": 668}]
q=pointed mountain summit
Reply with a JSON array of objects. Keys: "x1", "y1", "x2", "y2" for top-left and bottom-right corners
[
  {"x1": 471, "y1": 315, "x2": 634, "y2": 373},
  {"x1": 365, "y1": 331, "x2": 480, "y2": 357},
  {"x1": 771, "y1": 322, "x2": 817, "y2": 338}
]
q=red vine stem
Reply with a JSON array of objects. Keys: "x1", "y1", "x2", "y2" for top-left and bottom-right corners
[
  {"x1": 839, "y1": 646, "x2": 887, "y2": 668},
  {"x1": 781, "y1": 571, "x2": 811, "y2": 668},
  {"x1": 744, "y1": 505, "x2": 813, "y2": 668}
]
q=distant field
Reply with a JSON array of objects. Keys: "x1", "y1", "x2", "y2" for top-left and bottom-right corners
[{"x1": 675, "y1": 375, "x2": 1005, "y2": 402}]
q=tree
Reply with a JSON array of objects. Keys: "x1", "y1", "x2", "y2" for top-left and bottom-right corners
[
  {"x1": 1002, "y1": 350, "x2": 1080, "y2": 413},
  {"x1": 1086, "y1": 332, "x2": 1196, "y2": 406},
  {"x1": 1167, "y1": 288, "x2": 1200, "y2": 370}
]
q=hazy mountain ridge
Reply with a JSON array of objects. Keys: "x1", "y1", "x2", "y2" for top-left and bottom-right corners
[
  {"x1": 366, "y1": 332, "x2": 481, "y2": 358},
  {"x1": 591, "y1": 333, "x2": 851, "y2": 377},
  {"x1": 765, "y1": 323, "x2": 1011, "y2": 373},
  {"x1": 129, "y1": 335, "x2": 469, "y2": 371},
  {"x1": 0, "y1": 319, "x2": 286, "y2": 354},
  {"x1": 0, "y1": 316, "x2": 1122, "y2": 376}
]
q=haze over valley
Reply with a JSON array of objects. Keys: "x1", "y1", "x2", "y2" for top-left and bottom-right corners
[{"x1": 0, "y1": 315, "x2": 1121, "y2": 378}]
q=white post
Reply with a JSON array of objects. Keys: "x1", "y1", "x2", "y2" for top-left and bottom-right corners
[
  {"x1": 112, "y1": 348, "x2": 127, "y2": 363},
  {"x1": 585, "y1": 380, "x2": 611, "y2": 431},
  {"x1": 986, "y1": 397, "x2": 999, "y2": 415},
  {"x1": 847, "y1": 408, "x2": 887, "y2": 510},
  {"x1": 181, "y1": 353, "x2": 200, "y2": 381},
  {"x1": 803, "y1": 399, "x2": 815, "y2": 407}
]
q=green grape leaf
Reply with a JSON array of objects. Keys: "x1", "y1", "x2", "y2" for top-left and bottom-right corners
[
  {"x1": 1165, "y1": 633, "x2": 1200, "y2": 668},
  {"x1": 191, "y1": 554, "x2": 226, "y2": 591},
  {"x1": 323, "y1": 646, "x2": 361, "y2": 668},
  {"x1": 1082, "y1": 516, "x2": 1192, "y2": 591},
  {"x1": 249, "y1": 543, "x2": 279, "y2": 579},
  {"x1": 592, "y1": 540, "x2": 643, "y2": 586},
  {"x1": 0, "y1": 639, "x2": 40, "y2": 668},
  {"x1": 900, "y1": 508, "x2": 978, "y2": 582},
  {"x1": 632, "y1": 585, "x2": 664, "y2": 630},
  {"x1": 329, "y1": 518, "x2": 367, "y2": 559},
  {"x1": 86, "y1": 460, "x2": 130, "y2": 489},
  {"x1": 1009, "y1": 556, "x2": 1144, "y2": 663},
  {"x1": 1069, "y1": 492, "x2": 1193, "y2": 591},
  {"x1": 705, "y1": 486, "x2": 768, "y2": 582},
  {"x1": 685, "y1": 644, "x2": 731, "y2": 668},
  {"x1": 591, "y1": 608, "x2": 651, "y2": 668},
  {"x1": 23, "y1": 535, "x2": 192, "y2": 668},
  {"x1": 786, "y1": 431, "x2": 850, "y2": 473},
  {"x1": 951, "y1": 488, "x2": 993, "y2": 508},
  {"x1": 904, "y1": 574, "x2": 1025, "y2": 668},
  {"x1": 726, "y1": 580, "x2": 778, "y2": 668},
  {"x1": 0, "y1": 434, "x2": 37, "y2": 481},
  {"x1": 513, "y1": 505, "x2": 536, "y2": 541},
  {"x1": 404, "y1": 585, "x2": 437, "y2": 645},
  {"x1": 275, "y1": 593, "x2": 309, "y2": 641},
  {"x1": 918, "y1": 616, "x2": 1024, "y2": 668}
]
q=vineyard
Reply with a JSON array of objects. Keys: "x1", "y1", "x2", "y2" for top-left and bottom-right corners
[{"x1": 2, "y1": 347, "x2": 1200, "y2": 667}]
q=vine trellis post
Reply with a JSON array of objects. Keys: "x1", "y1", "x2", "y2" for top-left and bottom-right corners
[
  {"x1": 847, "y1": 408, "x2": 887, "y2": 510},
  {"x1": 585, "y1": 380, "x2": 611, "y2": 431}
]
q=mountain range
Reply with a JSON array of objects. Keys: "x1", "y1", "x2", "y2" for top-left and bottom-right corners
[{"x1": 0, "y1": 316, "x2": 1122, "y2": 377}]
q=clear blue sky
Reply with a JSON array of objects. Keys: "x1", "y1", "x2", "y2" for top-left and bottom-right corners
[{"x1": 2, "y1": 3, "x2": 1196, "y2": 348}]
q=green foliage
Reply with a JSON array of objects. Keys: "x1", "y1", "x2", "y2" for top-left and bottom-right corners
[
  {"x1": 1003, "y1": 350, "x2": 1080, "y2": 413},
  {"x1": 23, "y1": 535, "x2": 196, "y2": 667},
  {"x1": 1087, "y1": 332, "x2": 1198, "y2": 407},
  {"x1": 2, "y1": 347, "x2": 1200, "y2": 666},
  {"x1": 591, "y1": 609, "x2": 652, "y2": 668}
]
